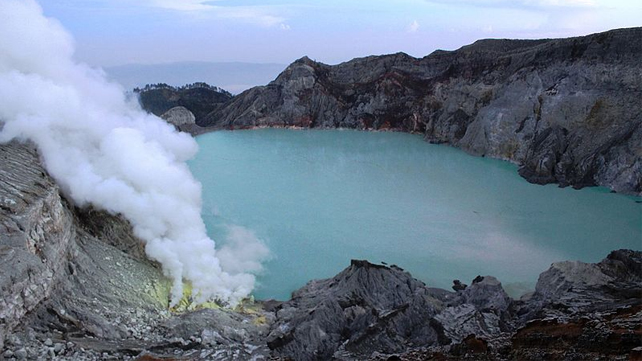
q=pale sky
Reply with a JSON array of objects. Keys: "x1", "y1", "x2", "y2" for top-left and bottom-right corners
[{"x1": 39, "y1": 0, "x2": 642, "y2": 67}]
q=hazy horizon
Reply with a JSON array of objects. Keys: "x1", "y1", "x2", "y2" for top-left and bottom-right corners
[
  {"x1": 105, "y1": 61, "x2": 287, "y2": 94},
  {"x1": 106, "y1": 25, "x2": 637, "y2": 93},
  {"x1": 39, "y1": 1, "x2": 641, "y2": 69}
]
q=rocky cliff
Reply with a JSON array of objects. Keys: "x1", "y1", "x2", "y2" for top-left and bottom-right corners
[
  {"x1": 0, "y1": 142, "x2": 639, "y2": 360},
  {"x1": 194, "y1": 27, "x2": 642, "y2": 195}
]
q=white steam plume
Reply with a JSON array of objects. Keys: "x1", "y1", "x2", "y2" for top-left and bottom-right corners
[{"x1": 0, "y1": 0, "x2": 268, "y2": 306}]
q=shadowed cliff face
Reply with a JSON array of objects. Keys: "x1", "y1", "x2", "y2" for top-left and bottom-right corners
[{"x1": 197, "y1": 28, "x2": 642, "y2": 195}]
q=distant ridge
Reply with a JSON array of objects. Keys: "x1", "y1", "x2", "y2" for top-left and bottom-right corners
[
  {"x1": 105, "y1": 61, "x2": 286, "y2": 94},
  {"x1": 194, "y1": 27, "x2": 642, "y2": 195}
]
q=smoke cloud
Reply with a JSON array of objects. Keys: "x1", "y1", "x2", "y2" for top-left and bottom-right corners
[
  {"x1": 0, "y1": 0, "x2": 268, "y2": 306},
  {"x1": 219, "y1": 225, "x2": 271, "y2": 275}
]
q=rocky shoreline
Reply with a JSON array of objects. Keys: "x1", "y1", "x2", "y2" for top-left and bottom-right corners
[
  {"x1": 0, "y1": 140, "x2": 640, "y2": 360},
  {"x1": 146, "y1": 27, "x2": 642, "y2": 196}
]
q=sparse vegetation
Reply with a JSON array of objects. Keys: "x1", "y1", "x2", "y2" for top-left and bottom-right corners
[{"x1": 134, "y1": 82, "x2": 232, "y2": 98}]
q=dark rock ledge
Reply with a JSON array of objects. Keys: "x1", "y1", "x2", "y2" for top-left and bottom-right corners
[{"x1": 1, "y1": 141, "x2": 640, "y2": 360}]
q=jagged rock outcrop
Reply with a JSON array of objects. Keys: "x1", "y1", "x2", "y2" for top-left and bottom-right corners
[
  {"x1": 264, "y1": 251, "x2": 641, "y2": 360},
  {"x1": 436, "y1": 276, "x2": 515, "y2": 343},
  {"x1": 522, "y1": 249, "x2": 642, "y2": 320},
  {"x1": 266, "y1": 261, "x2": 449, "y2": 360},
  {"x1": 509, "y1": 249, "x2": 642, "y2": 360},
  {"x1": 196, "y1": 28, "x2": 642, "y2": 195}
]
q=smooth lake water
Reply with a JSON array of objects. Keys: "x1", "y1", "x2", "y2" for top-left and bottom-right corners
[{"x1": 189, "y1": 129, "x2": 642, "y2": 299}]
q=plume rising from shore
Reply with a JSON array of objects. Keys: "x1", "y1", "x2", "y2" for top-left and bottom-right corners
[{"x1": 0, "y1": 0, "x2": 268, "y2": 306}]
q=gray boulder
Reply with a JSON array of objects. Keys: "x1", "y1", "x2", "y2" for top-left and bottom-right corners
[
  {"x1": 437, "y1": 276, "x2": 514, "y2": 342},
  {"x1": 161, "y1": 106, "x2": 196, "y2": 127}
]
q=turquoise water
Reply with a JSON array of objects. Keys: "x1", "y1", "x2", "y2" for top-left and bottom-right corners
[{"x1": 189, "y1": 129, "x2": 642, "y2": 299}]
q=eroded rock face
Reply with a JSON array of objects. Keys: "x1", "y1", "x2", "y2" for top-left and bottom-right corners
[
  {"x1": 266, "y1": 261, "x2": 515, "y2": 360},
  {"x1": 0, "y1": 142, "x2": 75, "y2": 349},
  {"x1": 197, "y1": 28, "x2": 642, "y2": 195}
]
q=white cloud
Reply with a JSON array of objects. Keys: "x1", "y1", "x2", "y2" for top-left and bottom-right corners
[
  {"x1": 525, "y1": 0, "x2": 596, "y2": 7},
  {"x1": 151, "y1": 0, "x2": 212, "y2": 11},
  {"x1": 217, "y1": 225, "x2": 270, "y2": 275},
  {"x1": 280, "y1": 23, "x2": 291, "y2": 31},
  {"x1": 148, "y1": 0, "x2": 285, "y2": 27},
  {"x1": 216, "y1": 6, "x2": 285, "y2": 27},
  {"x1": 407, "y1": 20, "x2": 420, "y2": 33},
  {"x1": 426, "y1": 0, "x2": 597, "y2": 9}
]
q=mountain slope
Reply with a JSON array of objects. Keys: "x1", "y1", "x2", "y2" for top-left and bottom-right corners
[{"x1": 198, "y1": 28, "x2": 642, "y2": 195}]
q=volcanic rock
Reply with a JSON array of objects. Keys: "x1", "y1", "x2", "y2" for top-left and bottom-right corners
[
  {"x1": 194, "y1": 28, "x2": 642, "y2": 195},
  {"x1": 266, "y1": 260, "x2": 517, "y2": 360}
]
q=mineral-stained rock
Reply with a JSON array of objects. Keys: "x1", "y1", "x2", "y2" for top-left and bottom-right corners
[
  {"x1": 194, "y1": 28, "x2": 642, "y2": 195},
  {"x1": 159, "y1": 308, "x2": 272, "y2": 359},
  {"x1": 450, "y1": 334, "x2": 489, "y2": 357},
  {"x1": 511, "y1": 305, "x2": 642, "y2": 360},
  {"x1": 509, "y1": 249, "x2": 642, "y2": 360}
]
